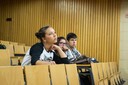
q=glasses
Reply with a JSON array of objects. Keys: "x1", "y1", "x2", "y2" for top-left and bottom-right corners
[{"x1": 59, "y1": 42, "x2": 67, "y2": 45}]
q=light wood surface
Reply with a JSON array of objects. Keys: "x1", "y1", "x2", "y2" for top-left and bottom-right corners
[
  {"x1": 0, "y1": 40, "x2": 9, "y2": 45},
  {"x1": 25, "y1": 65, "x2": 50, "y2": 85},
  {"x1": 49, "y1": 64, "x2": 67, "y2": 85},
  {"x1": 77, "y1": 64, "x2": 91, "y2": 67},
  {"x1": 14, "y1": 45, "x2": 25, "y2": 54},
  {"x1": 0, "y1": 66, "x2": 24, "y2": 85},
  {"x1": 24, "y1": 46, "x2": 31, "y2": 53},
  {"x1": 4, "y1": 44, "x2": 14, "y2": 57},
  {"x1": 0, "y1": 0, "x2": 121, "y2": 63},
  {"x1": 65, "y1": 64, "x2": 80, "y2": 85},
  {"x1": 0, "y1": 49, "x2": 10, "y2": 66}
]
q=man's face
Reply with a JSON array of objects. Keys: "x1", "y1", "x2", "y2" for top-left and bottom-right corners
[{"x1": 68, "y1": 38, "x2": 77, "y2": 48}]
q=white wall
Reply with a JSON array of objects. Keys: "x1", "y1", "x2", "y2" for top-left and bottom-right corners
[{"x1": 120, "y1": 0, "x2": 128, "y2": 84}]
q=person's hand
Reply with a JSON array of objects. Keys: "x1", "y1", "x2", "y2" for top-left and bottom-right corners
[
  {"x1": 49, "y1": 61, "x2": 56, "y2": 65},
  {"x1": 50, "y1": 44, "x2": 67, "y2": 58},
  {"x1": 36, "y1": 60, "x2": 56, "y2": 65},
  {"x1": 50, "y1": 44, "x2": 61, "y2": 51},
  {"x1": 62, "y1": 45, "x2": 69, "y2": 51}
]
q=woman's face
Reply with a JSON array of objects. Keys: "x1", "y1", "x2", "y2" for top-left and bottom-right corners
[
  {"x1": 58, "y1": 39, "x2": 67, "y2": 49},
  {"x1": 42, "y1": 27, "x2": 57, "y2": 44},
  {"x1": 68, "y1": 38, "x2": 77, "y2": 48}
]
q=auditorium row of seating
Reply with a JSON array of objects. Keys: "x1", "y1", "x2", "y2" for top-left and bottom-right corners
[
  {"x1": 91, "y1": 62, "x2": 125, "y2": 85},
  {"x1": 0, "y1": 40, "x2": 31, "y2": 65},
  {"x1": 0, "y1": 41, "x2": 125, "y2": 85},
  {"x1": 0, "y1": 61, "x2": 124, "y2": 85},
  {"x1": 0, "y1": 49, "x2": 123, "y2": 85},
  {"x1": 0, "y1": 40, "x2": 26, "y2": 46},
  {"x1": 0, "y1": 64, "x2": 79, "y2": 85}
]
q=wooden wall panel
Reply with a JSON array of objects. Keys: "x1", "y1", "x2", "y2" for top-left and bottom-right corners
[{"x1": 0, "y1": 0, "x2": 121, "y2": 62}]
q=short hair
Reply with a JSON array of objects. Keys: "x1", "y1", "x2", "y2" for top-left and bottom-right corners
[
  {"x1": 66, "y1": 33, "x2": 77, "y2": 41},
  {"x1": 35, "y1": 25, "x2": 50, "y2": 41},
  {"x1": 56, "y1": 36, "x2": 66, "y2": 45}
]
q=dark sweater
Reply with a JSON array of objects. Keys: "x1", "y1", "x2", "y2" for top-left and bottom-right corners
[{"x1": 30, "y1": 42, "x2": 69, "y2": 65}]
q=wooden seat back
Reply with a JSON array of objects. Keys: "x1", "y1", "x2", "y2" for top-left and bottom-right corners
[
  {"x1": 49, "y1": 64, "x2": 67, "y2": 85},
  {"x1": 0, "y1": 66, "x2": 24, "y2": 85},
  {"x1": 0, "y1": 49, "x2": 10, "y2": 66},
  {"x1": 65, "y1": 64, "x2": 80, "y2": 85},
  {"x1": 24, "y1": 65, "x2": 50, "y2": 85}
]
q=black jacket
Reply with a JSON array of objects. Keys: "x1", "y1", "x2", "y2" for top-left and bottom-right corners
[{"x1": 30, "y1": 42, "x2": 69, "y2": 65}]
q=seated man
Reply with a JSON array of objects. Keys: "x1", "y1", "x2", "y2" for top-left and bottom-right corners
[
  {"x1": 66, "y1": 32, "x2": 91, "y2": 85},
  {"x1": 66, "y1": 32, "x2": 81, "y2": 61},
  {"x1": 66, "y1": 32, "x2": 98, "y2": 64}
]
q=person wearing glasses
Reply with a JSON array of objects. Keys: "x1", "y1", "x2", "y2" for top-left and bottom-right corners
[
  {"x1": 22, "y1": 26, "x2": 69, "y2": 65},
  {"x1": 56, "y1": 36, "x2": 74, "y2": 62}
]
